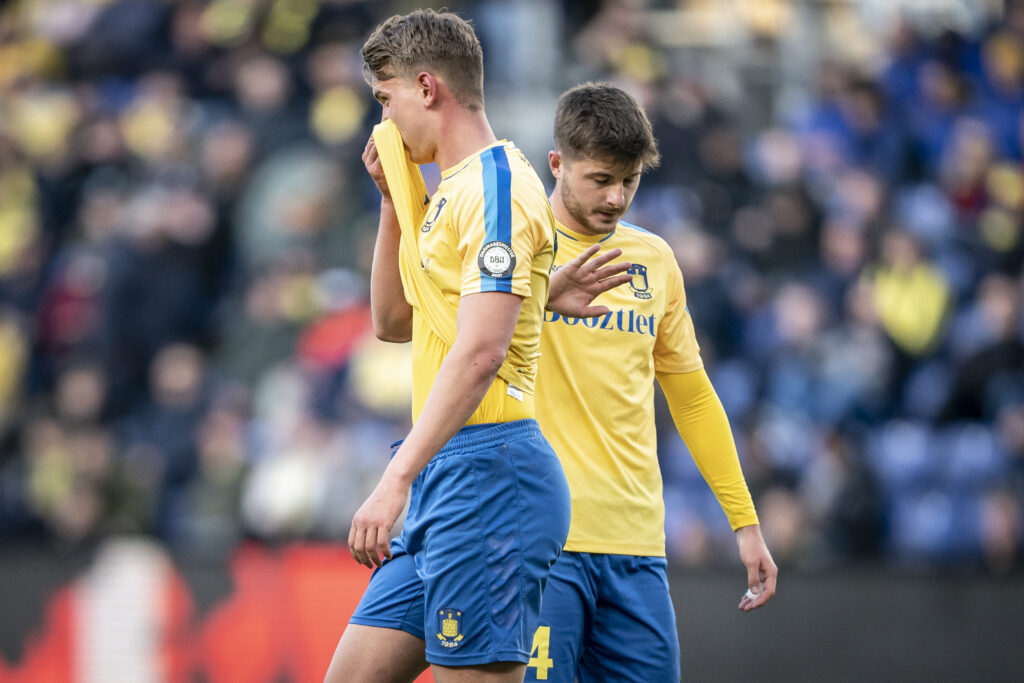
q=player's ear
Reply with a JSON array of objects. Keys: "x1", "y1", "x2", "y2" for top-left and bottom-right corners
[
  {"x1": 417, "y1": 71, "x2": 438, "y2": 106},
  {"x1": 548, "y1": 150, "x2": 562, "y2": 178}
]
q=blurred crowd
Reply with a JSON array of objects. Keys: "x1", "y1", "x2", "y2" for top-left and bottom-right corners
[{"x1": 0, "y1": 0, "x2": 1022, "y2": 574}]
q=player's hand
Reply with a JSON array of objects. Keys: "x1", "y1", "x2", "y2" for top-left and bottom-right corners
[
  {"x1": 546, "y1": 244, "x2": 632, "y2": 318},
  {"x1": 735, "y1": 524, "x2": 777, "y2": 612},
  {"x1": 362, "y1": 134, "x2": 391, "y2": 199},
  {"x1": 348, "y1": 473, "x2": 408, "y2": 568}
]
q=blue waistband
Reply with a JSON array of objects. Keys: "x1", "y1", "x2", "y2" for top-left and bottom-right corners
[{"x1": 390, "y1": 419, "x2": 543, "y2": 460}]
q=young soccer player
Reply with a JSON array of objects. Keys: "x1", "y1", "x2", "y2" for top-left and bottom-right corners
[
  {"x1": 324, "y1": 13, "x2": 630, "y2": 683},
  {"x1": 525, "y1": 83, "x2": 778, "y2": 683}
]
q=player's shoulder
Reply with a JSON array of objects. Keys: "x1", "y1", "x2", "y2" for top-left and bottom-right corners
[
  {"x1": 615, "y1": 220, "x2": 676, "y2": 260},
  {"x1": 444, "y1": 142, "x2": 539, "y2": 190}
]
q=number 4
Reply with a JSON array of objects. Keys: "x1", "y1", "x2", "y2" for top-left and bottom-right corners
[{"x1": 528, "y1": 626, "x2": 554, "y2": 680}]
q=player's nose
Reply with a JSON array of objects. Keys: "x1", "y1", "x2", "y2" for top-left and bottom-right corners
[{"x1": 606, "y1": 184, "x2": 625, "y2": 208}]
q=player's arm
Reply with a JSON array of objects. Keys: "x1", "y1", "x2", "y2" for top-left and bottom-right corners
[
  {"x1": 547, "y1": 244, "x2": 632, "y2": 318},
  {"x1": 657, "y1": 368, "x2": 777, "y2": 611},
  {"x1": 363, "y1": 134, "x2": 412, "y2": 342},
  {"x1": 348, "y1": 291, "x2": 521, "y2": 568}
]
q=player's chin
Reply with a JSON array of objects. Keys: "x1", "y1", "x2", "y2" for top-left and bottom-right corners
[{"x1": 591, "y1": 213, "x2": 619, "y2": 232}]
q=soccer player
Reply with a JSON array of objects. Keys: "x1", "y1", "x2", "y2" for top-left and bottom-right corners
[
  {"x1": 324, "y1": 12, "x2": 630, "y2": 683},
  {"x1": 525, "y1": 83, "x2": 778, "y2": 683}
]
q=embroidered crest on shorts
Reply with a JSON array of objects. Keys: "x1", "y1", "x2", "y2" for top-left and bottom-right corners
[
  {"x1": 436, "y1": 608, "x2": 464, "y2": 648},
  {"x1": 478, "y1": 241, "x2": 516, "y2": 279}
]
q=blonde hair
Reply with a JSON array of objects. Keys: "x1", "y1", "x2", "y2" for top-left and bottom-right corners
[{"x1": 362, "y1": 9, "x2": 485, "y2": 110}]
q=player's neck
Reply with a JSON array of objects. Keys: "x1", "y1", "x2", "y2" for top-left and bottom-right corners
[{"x1": 435, "y1": 109, "x2": 497, "y2": 171}]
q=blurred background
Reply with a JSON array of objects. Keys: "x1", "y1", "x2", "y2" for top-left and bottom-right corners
[{"x1": 0, "y1": 0, "x2": 1022, "y2": 681}]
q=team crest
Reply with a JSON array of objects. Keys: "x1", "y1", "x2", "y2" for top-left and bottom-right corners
[
  {"x1": 628, "y1": 263, "x2": 653, "y2": 299},
  {"x1": 421, "y1": 197, "x2": 448, "y2": 232},
  {"x1": 436, "y1": 608, "x2": 464, "y2": 648}
]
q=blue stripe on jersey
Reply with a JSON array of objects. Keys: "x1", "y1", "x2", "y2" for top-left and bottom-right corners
[{"x1": 481, "y1": 146, "x2": 514, "y2": 293}]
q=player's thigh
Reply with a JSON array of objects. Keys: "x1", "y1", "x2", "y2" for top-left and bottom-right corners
[
  {"x1": 525, "y1": 553, "x2": 593, "y2": 683},
  {"x1": 579, "y1": 556, "x2": 680, "y2": 683},
  {"x1": 324, "y1": 624, "x2": 427, "y2": 683},
  {"x1": 327, "y1": 544, "x2": 429, "y2": 682}
]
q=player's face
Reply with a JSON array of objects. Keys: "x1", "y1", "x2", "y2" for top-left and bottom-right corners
[
  {"x1": 551, "y1": 153, "x2": 642, "y2": 235},
  {"x1": 371, "y1": 75, "x2": 432, "y2": 163}
]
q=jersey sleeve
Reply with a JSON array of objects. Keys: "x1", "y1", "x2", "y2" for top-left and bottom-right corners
[
  {"x1": 653, "y1": 247, "x2": 703, "y2": 373},
  {"x1": 455, "y1": 146, "x2": 546, "y2": 299},
  {"x1": 656, "y1": 368, "x2": 759, "y2": 530}
]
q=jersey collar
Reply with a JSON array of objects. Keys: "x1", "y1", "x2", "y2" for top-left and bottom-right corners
[
  {"x1": 441, "y1": 140, "x2": 510, "y2": 181},
  {"x1": 554, "y1": 219, "x2": 617, "y2": 245}
]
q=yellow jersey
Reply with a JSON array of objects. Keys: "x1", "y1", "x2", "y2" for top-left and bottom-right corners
[
  {"x1": 535, "y1": 219, "x2": 704, "y2": 556},
  {"x1": 408, "y1": 141, "x2": 556, "y2": 424}
]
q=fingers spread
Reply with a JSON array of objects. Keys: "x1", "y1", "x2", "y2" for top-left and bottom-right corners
[
  {"x1": 568, "y1": 244, "x2": 600, "y2": 269},
  {"x1": 581, "y1": 247, "x2": 624, "y2": 272},
  {"x1": 595, "y1": 273, "x2": 633, "y2": 292},
  {"x1": 592, "y1": 262, "x2": 631, "y2": 280}
]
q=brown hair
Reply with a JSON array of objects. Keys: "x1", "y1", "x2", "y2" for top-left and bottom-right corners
[
  {"x1": 361, "y1": 9, "x2": 485, "y2": 110},
  {"x1": 554, "y1": 82, "x2": 660, "y2": 169}
]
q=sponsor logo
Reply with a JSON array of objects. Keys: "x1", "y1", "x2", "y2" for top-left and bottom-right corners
[
  {"x1": 436, "y1": 608, "x2": 464, "y2": 648},
  {"x1": 478, "y1": 241, "x2": 516, "y2": 279},
  {"x1": 543, "y1": 308, "x2": 656, "y2": 337}
]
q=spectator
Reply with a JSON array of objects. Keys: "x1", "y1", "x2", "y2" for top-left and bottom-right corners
[{"x1": 0, "y1": 0, "x2": 1020, "y2": 576}]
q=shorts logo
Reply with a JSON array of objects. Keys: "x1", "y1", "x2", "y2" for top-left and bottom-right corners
[
  {"x1": 478, "y1": 241, "x2": 516, "y2": 279},
  {"x1": 436, "y1": 608, "x2": 464, "y2": 648},
  {"x1": 421, "y1": 197, "x2": 448, "y2": 233},
  {"x1": 628, "y1": 263, "x2": 652, "y2": 299}
]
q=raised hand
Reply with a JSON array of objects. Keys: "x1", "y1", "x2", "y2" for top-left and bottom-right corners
[
  {"x1": 362, "y1": 134, "x2": 391, "y2": 199},
  {"x1": 547, "y1": 244, "x2": 632, "y2": 318}
]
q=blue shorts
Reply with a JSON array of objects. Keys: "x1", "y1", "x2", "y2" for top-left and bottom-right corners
[
  {"x1": 350, "y1": 419, "x2": 571, "y2": 666},
  {"x1": 524, "y1": 552, "x2": 680, "y2": 682}
]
